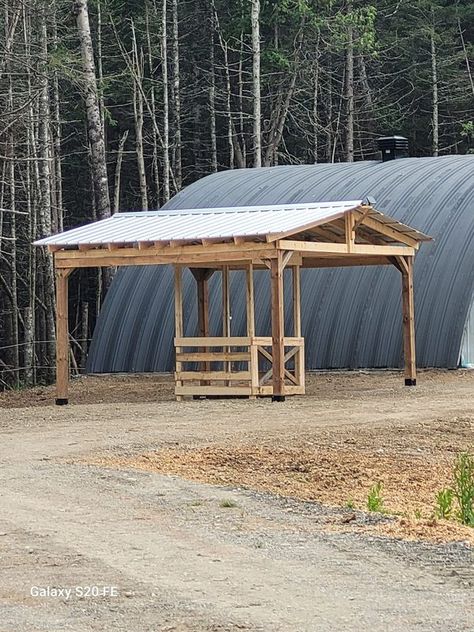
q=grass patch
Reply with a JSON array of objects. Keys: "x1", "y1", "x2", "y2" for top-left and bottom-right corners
[
  {"x1": 367, "y1": 482, "x2": 384, "y2": 513},
  {"x1": 219, "y1": 498, "x2": 238, "y2": 509}
]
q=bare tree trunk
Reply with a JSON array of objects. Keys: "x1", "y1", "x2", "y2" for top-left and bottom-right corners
[
  {"x1": 238, "y1": 31, "x2": 246, "y2": 166},
  {"x1": 7, "y1": 135, "x2": 19, "y2": 387},
  {"x1": 73, "y1": 0, "x2": 111, "y2": 220},
  {"x1": 113, "y1": 130, "x2": 129, "y2": 213},
  {"x1": 313, "y1": 57, "x2": 319, "y2": 163},
  {"x1": 458, "y1": 18, "x2": 474, "y2": 98},
  {"x1": 23, "y1": 307, "x2": 34, "y2": 386},
  {"x1": 52, "y1": 4, "x2": 63, "y2": 232},
  {"x1": 209, "y1": 9, "x2": 217, "y2": 173},
  {"x1": 171, "y1": 0, "x2": 182, "y2": 189},
  {"x1": 161, "y1": 0, "x2": 170, "y2": 202},
  {"x1": 251, "y1": 0, "x2": 261, "y2": 167},
  {"x1": 263, "y1": 26, "x2": 303, "y2": 166},
  {"x1": 345, "y1": 4, "x2": 354, "y2": 163},
  {"x1": 431, "y1": 29, "x2": 439, "y2": 157},
  {"x1": 38, "y1": 4, "x2": 52, "y2": 237},
  {"x1": 214, "y1": 8, "x2": 234, "y2": 169},
  {"x1": 131, "y1": 21, "x2": 148, "y2": 210},
  {"x1": 96, "y1": 0, "x2": 106, "y2": 133},
  {"x1": 145, "y1": 2, "x2": 161, "y2": 206},
  {"x1": 325, "y1": 56, "x2": 333, "y2": 162},
  {"x1": 24, "y1": 1, "x2": 37, "y2": 384},
  {"x1": 38, "y1": 1, "x2": 56, "y2": 378}
]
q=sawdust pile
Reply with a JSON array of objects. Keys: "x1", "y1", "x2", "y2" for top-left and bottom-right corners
[{"x1": 92, "y1": 444, "x2": 474, "y2": 545}]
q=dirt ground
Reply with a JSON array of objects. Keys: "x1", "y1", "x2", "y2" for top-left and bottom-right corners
[{"x1": 0, "y1": 370, "x2": 473, "y2": 631}]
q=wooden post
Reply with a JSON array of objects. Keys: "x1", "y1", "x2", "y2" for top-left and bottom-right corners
[
  {"x1": 246, "y1": 263, "x2": 255, "y2": 337},
  {"x1": 222, "y1": 266, "x2": 231, "y2": 383},
  {"x1": 292, "y1": 265, "x2": 301, "y2": 337},
  {"x1": 191, "y1": 268, "x2": 212, "y2": 337},
  {"x1": 222, "y1": 265, "x2": 230, "y2": 337},
  {"x1": 292, "y1": 264, "x2": 304, "y2": 391},
  {"x1": 271, "y1": 252, "x2": 285, "y2": 401},
  {"x1": 246, "y1": 263, "x2": 258, "y2": 397},
  {"x1": 345, "y1": 210, "x2": 356, "y2": 252},
  {"x1": 401, "y1": 256, "x2": 416, "y2": 385},
  {"x1": 55, "y1": 268, "x2": 70, "y2": 405},
  {"x1": 197, "y1": 277, "x2": 209, "y2": 337},
  {"x1": 174, "y1": 265, "x2": 183, "y2": 400},
  {"x1": 191, "y1": 268, "x2": 213, "y2": 384}
]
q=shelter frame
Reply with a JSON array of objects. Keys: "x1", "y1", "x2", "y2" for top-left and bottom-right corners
[{"x1": 44, "y1": 202, "x2": 429, "y2": 403}]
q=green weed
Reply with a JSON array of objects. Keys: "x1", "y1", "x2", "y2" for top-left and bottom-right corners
[
  {"x1": 219, "y1": 498, "x2": 238, "y2": 509},
  {"x1": 435, "y1": 487, "x2": 454, "y2": 520},
  {"x1": 367, "y1": 482, "x2": 384, "y2": 513},
  {"x1": 453, "y1": 452, "x2": 474, "y2": 526}
]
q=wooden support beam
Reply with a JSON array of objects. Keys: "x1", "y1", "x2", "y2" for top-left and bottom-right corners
[
  {"x1": 55, "y1": 269, "x2": 71, "y2": 405},
  {"x1": 222, "y1": 266, "x2": 230, "y2": 337},
  {"x1": 190, "y1": 268, "x2": 214, "y2": 382},
  {"x1": 53, "y1": 245, "x2": 302, "y2": 270},
  {"x1": 278, "y1": 239, "x2": 415, "y2": 257},
  {"x1": 222, "y1": 266, "x2": 231, "y2": 383},
  {"x1": 292, "y1": 265, "x2": 301, "y2": 337},
  {"x1": 306, "y1": 225, "x2": 346, "y2": 243},
  {"x1": 281, "y1": 250, "x2": 293, "y2": 270},
  {"x1": 191, "y1": 268, "x2": 213, "y2": 337},
  {"x1": 270, "y1": 251, "x2": 285, "y2": 401},
  {"x1": 55, "y1": 240, "x2": 276, "y2": 260},
  {"x1": 302, "y1": 256, "x2": 392, "y2": 269},
  {"x1": 401, "y1": 256, "x2": 416, "y2": 386},
  {"x1": 174, "y1": 265, "x2": 184, "y2": 400},
  {"x1": 246, "y1": 263, "x2": 255, "y2": 337},
  {"x1": 355, "y1": 212, "x2": 420, "y2": 248},
  {"x1": 266, "y1": 213, "x2": 346, "y2": 242},
  {"x1": 345, "y1": 211, "x2": 356, "y2": 252},
  {"x1": 246, "y1": 263, "x2": 257, "y2": 397}
]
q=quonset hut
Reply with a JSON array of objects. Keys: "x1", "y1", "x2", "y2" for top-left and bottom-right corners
[{"x1": 87, "y1": 154, "x2": 474, "y2": 373}]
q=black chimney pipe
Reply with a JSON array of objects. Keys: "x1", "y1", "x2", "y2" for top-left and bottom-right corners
[{"x1": 377, "y1": 135, "x2": 409, "y2": 162}]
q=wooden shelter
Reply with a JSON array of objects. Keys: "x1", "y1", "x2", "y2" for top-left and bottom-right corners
[{"x1": 35, "y1": 200, "x2": 431, "y2": 404}]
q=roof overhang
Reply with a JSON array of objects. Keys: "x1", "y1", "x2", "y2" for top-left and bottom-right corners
[{"x1": 35, "y1": 200, "x2": 431, "y2": 270}]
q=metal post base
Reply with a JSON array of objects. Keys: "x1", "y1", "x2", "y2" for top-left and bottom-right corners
[{"x1": 272, "y1": 395, "x2": 286, "y2": 402}]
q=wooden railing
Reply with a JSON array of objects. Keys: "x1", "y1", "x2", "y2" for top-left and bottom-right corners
[{"x1": 174, "y1": 336, "x2": 305, "y2": 398}]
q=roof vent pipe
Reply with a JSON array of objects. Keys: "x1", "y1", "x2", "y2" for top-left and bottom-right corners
[{"x1": 377, "y1": 135, "x2": 409, "y2": 162}]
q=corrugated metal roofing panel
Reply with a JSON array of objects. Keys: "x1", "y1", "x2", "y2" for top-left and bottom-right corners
[
  {"x1": 34, "y1": 199, "x2": 429, "y2": 247},
  {"x1": 34, "y1": 200, "x2": 364, "y2": 246}
]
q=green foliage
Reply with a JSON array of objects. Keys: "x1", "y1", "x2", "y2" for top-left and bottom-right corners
[
  {"x1": 263, "y1": 48, "x2": 291, "y2": 70},
  {"x1": 453, "y1": 452, "x2": 474, "y2": 526},
  {"x1": 434, "y1": 452, "x2": 474, "y2": 526},
  {"x1": 435, "y1": 487, "x2": 454, "y2": 520},
  {"x1": 219, "y1": 498, "x2": 238, "y2": 508},
  {"x1": 367, "y1": 482, "x2": 384, "y2": 513}
]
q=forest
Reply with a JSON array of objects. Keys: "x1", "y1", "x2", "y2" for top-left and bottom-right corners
[{"x1": 0, "y1": 0, "x2": 473, "y2": 389}]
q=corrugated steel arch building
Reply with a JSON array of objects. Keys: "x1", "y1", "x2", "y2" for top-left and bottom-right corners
[{"x1": 87, "y1": 156, "x2": 474, "y2": 373}]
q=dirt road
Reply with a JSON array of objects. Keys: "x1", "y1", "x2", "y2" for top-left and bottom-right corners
[{"x1": 0, "y1": 371, "x2": 473, "y2": 631}]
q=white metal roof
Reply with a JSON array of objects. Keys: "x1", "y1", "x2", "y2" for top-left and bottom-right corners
[
  {"x1": 34, "y1": 199, "x2": 430, "y2": 247},
  {"x1": 34, "y1": 200, "x2": 366, "y2": 246}
]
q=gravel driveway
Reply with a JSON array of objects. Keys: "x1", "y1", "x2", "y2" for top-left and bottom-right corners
[{"x1": 0, "y1": 372, "x2": 473, "y2": 631}]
